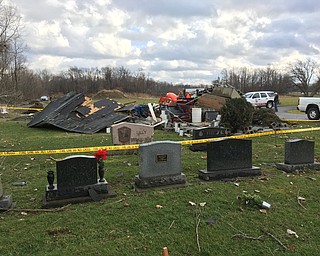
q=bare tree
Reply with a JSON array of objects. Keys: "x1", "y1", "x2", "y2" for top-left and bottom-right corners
[
  {"x1": 289, "y1": 58, "x2": 318, "y2": 96},
  {"x1": 0, "y1": 0, "x2": 25, "y2": 98}
]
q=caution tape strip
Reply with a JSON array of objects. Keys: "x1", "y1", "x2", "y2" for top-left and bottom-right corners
[
  {"x1": 0, "y1": 106, "x2": 43, "y2": 111},
  {"x1": 1, "y1": 127, "x2": 320, "y2": 157},
  {"x1": 281, "y1": 119, "x2": 320, "y2": 122}
]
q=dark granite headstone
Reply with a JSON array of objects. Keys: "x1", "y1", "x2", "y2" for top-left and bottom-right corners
[
  {"x1": 56, "y1": 156, "x2": 97, "y2": 196},
  {"x1": 43, "y1": 155, "x2": 115, "y2": 208},
  {"x1": 276, "y1": 139, "x2": 320, "y2": 172},
  {"x1": 135, "y1": 141, "x2": 187, "y2": 190},
  {"x1": 204, "y1": 111, "x2": 218, "y2": 122},
  {"x1": 285, "y1": 139, "x2": 314, "y2": 164},
  {"x1": 199, "y1": 138, "x2": 261, "y2": 180},
  {"x1": 189, "y1": 127, "x2": 227, "y2": 151}
]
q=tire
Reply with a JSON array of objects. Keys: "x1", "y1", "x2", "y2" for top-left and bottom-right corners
[
  {"x1": 307, "y1": 107, "x2": 320, "y2": 120},
  {"x1": 266, "y1": 101, "x2": 273, "y2": 108}
]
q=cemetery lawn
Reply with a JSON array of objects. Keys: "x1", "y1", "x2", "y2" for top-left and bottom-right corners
[{"x1": 1, "y1": 120, "x2": 320, "y2": 255}]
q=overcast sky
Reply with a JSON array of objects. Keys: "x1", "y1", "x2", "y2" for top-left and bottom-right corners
[{"x1": 8, "y1": 0, "x2": 320, "y2": 84}]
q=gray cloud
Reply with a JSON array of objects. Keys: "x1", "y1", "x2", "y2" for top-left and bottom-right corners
[{"x1": 10, "y1": 0, "x2": 320, "y2": 84}]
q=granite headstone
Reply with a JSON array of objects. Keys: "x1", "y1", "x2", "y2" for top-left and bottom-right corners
[
  {"x1": 112, "y1": 122, "x2": 154, "y2": 145},
  {"x1": 43, "y1": 155, "x2": 115, "y2": 208},
  {"x1": 199, "y1": 138, "x2": 261, "y2": 180},
  {"x1": 276, "y1": 139, "x2": 320, "y2": 172},
  {"x1": 135, "y1": 141, "x2": 187, "y2": 190},
  {"x1": 189, "y1": 127, "x2": 228, "y2": 151},
  {"x1": 0, "y1": 176, "x2": 13, "y2": 209}
]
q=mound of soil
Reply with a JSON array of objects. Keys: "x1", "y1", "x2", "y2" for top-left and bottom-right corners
[{"x1": 92, "y1": 89, "x2": 127, "y2": 99}]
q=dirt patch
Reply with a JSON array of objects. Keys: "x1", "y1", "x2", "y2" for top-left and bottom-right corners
[{"x1": 91, "y1": 89, "x2": 128, "y2": 99}]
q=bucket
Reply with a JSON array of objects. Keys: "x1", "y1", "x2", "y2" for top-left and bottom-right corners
[{"x1": 192, "y1": 108, "x2": 202, "y2": 123}]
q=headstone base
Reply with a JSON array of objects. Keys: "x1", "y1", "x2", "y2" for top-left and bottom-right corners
[
  {"x1": 276, "y1": 162, "x2": 320, "y2": 173},
  {"x1": 0, "y1": 195, "x2": 13, "y2": 209},
  {"x1": 42, "y1": 182, "x2": 116, "y2": 208},
  {"x1": 135, "y1": 173, "x2": 187, "y2": 190},
  {"x1": 198, "y1": 167, "x2": 261, "y2": 181}
]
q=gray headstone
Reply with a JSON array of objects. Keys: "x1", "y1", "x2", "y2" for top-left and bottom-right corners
[
  {"x1": 112, "y1": 122, "x2": 154, "y2": 145},
  {"x1": 135, "y1": 141, "x2": 186, "y2": 189},
  {"x1": 199, "y1": 138, "x2": 261, "y2": 180},
  {"x1": 285, "y1": 139, "x2": 314, "y2": 164},
  {"x1": 0, "y1": 176, "x2": 13, "y2": 209},
  {"x1": 56, "y1": 155, "x2": 97, "y2": 196}
]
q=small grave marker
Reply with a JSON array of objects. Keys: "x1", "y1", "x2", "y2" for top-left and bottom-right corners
[
  {"x1": 276, "y1": 139, "x2": 320, "y2": 172},
  {"x1": 0, "y1": 176, "x2": 13, "y2": 209}
]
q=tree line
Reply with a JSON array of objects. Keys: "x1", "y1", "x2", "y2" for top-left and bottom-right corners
[{"x1": 1, "y1": 1, "x2": 320, "y2": 103}]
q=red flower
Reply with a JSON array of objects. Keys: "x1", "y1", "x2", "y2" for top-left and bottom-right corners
[{"x1": 94, "y1": 149, "x2": 108, "y2": 161}]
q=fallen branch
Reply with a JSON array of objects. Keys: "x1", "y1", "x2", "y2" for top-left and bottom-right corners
[
  {"x1": 261, "y1": 229, "x2": 288, "y2": 251},
  {"x1": 1, "y1": 204, "x2": 72, "y2": 213},
  {"x1": 232, "y1": 233, "x2": 264, "y2": 241},
  {"x1": 107, "y1": 198, "x2": 125, "y2": 205},
  {"x1": 195, "y1": 213, "x2": 201, "y2": 252},
  {"x1": 168, "y1": 220, "x2": 175, "y2": 229},
  {"x1": 297, "y1": 190, "x2": 307, "y2": 210}
]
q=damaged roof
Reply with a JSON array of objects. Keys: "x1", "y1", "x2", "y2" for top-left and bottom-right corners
[{"x1": 28, "y1": 92, "x2": 129, "y2": 133}]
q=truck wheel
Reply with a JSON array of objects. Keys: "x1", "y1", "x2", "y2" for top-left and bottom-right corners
[
  {"x1": 266, "y1": 101, "x2": 273, "y2": 108},
  {"x1": 307, "y1": 107, "x2": 320, "y2": 120}
]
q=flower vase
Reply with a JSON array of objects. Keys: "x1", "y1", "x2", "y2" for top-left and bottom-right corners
[
  {"x1": 98, "y1": 166, "x2": 105, "y2": 182},
  {"x1": 47, "y1": 170, "x2": 55, "y2": 189}
]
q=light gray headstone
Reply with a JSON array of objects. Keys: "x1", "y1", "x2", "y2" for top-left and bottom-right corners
[
  {"x1": 135, "y1": 141, "x2": 186, "y2": 189},
  {"x1": 139, "y1": 141, "x2": 182, "y2": 178},
  {"x1": 112, "y1": 122, "x2": 154, "y2": 145}
]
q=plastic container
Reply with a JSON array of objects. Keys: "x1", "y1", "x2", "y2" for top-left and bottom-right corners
[{"x1": 192, "y1": 108, "x2": 202, "y2": 123}]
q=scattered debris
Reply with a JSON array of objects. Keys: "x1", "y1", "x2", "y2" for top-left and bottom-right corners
[
  {"x1": 47, "y1": 227, "x2": 72, "y2": 236},
  {"x1": 287, "y1": 229, "x2": 299, "y2": 238},
  {"x1": 262, "y1": 229, "x2": 288, "y2": 251},
  {"x1": 297, "y1": 190, "x2": 307, "y2": 210},
  {"x1": 205, "y1": 216, "x2": 218, "y2": 225},
  {"x1": 168, "y1": 220, "x2": 175, "y2": 229},
  {"x1": 188, "y1": 201, "x2": 197, "y2": 206},
  {"x1": 12, "y1": 181, "x2": 27, "y2": 186},
  {"x1": 156, "y1": 204, "x2": 163, "y2": 209}
]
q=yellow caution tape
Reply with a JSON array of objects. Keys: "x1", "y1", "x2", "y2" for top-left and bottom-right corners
[
  {"x1": 0, "y1": 106, "x2": 43, "y2": 111},
  {"x1": 281, "y1": 119, "x2": 320, "y2": 122},
  {"x1": 1, "y1": 127, "x2": 320, "y2": 157}
]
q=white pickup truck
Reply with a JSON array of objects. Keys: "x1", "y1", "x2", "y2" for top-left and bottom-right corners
[{"x1": 297, "y1": 97, "x2": 320, "y2": 120}]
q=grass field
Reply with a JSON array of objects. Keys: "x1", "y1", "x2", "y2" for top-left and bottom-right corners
[{"x1": 1, "y1": 98, "x2": 320, "y2": 255}]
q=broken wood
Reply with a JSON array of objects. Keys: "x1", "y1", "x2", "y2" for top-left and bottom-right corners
[
  {"x1": 1, "y1": 203, "x2": 71, "y2": 213},
  {"x1": 232, "y1": 233, "x2": 264, "y2": 241},
  {"x1": 297, "y1": 189, "x2": 307, "y2": 210},
  {"x1": 261, "y1": 229, "x2": 288, "y2": 251}
]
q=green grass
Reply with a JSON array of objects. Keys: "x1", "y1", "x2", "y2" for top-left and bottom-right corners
[
  {"x1": 1, "y1": 113, "x2": 320, "y2": 255},
  {"x1": 279, "y1": 95, "x2": 299, "y2": 107}
]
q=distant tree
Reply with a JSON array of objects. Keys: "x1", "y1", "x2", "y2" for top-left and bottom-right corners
[
  {"x1": 0, "y1": 1, "x2": 26, "y2": 98},
  {"x1": 289, "y1": 58, "x2": 318, "y2": 96}
]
